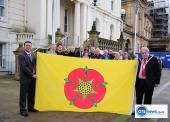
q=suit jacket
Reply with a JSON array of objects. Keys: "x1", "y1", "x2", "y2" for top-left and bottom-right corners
[
  {"x1": 75, "y1": 51, "x2": 85, "y2": 57},
  {"x1": 136, "y1": 56, "x2": 161, "y2": 88},
  {"x1": 56, "y1": 51, "x2": 64, "y2": 55},
  {"x1": 109, "y1": 54, "x2": 114, "y2": 60},
  {"x1": 88, "y1": 52, "x2": 95, "y2": 59},
  {"x1": 19, "y1": 51, "x2": 36, "y2": 82},
  {"x1": 93, "y1": 54, "x2": 103, "y2": 59},
  {"x1": 67, "y1": 51, "x2": 76, "y2": 57}
]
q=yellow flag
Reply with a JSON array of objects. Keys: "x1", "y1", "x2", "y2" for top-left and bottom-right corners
[{"x1": 35, "y1": 52, "x2": 138, "y2": 115}]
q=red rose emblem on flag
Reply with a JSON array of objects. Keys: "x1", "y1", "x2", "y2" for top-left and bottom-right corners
[{"x1": 64, "y1": 66, "x2": 107, "y2": 109}]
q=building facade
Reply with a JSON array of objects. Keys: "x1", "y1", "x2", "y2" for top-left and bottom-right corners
[
  {"x1": 0, "y1": 0, "x2": 122, "y2": 74},
  {"x1": 121, "y1": 0, "x2": 153, "y2": 52}
]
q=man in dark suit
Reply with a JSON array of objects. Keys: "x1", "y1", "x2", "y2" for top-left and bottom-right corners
[
  {"x1": 68, "y1": 46, "x2": 76, "y2": 57},
  {"x1": 135, "y1": 47, "x2": 161, "y2": 105},
  {"x1": 19, "y1": 41, "x2": 38, "y2": 117},
  {"x1": 88, "y1": 47, "x2": 95, "y2": 59},
  {"x1": 75, "y1": 45, "x2": 85, "y2": 58},
  {"x1": 93, "y1": 48, "x2": 103, "y2": 59},
  {"x1": 108, "y1": 49, "x2": 114, "y2": 60}
]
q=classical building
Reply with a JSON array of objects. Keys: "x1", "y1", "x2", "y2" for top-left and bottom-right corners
[
  {"x1": 121, "y1": 0, "x2": 153, "y2": 52},
  {"x1": 0, "y1": 0, "x2": 122, "y2": 74}
]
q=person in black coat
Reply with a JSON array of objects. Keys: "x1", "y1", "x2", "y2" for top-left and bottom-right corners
[
  {"x1": 135, "y1": 47, "x2": 161, "y2": 104},
  {"x1": 108, "y1": 49, "x2": 114, "y2": 60},
  {"x1": 93, "y1": 48, "x2": 103, "y2": 59},
  {"x1": 67, "y1": 46, "x2": 76, "y2": 57},
  {"x1": 88, "y1": 47, "x2": 95, "y2": 59},
  {"x1": 19, "y1": 41, "x2": 38, "y2": 117},
  {"x1": 75, "y1": 45, "x2": 85, "y2": 58}
]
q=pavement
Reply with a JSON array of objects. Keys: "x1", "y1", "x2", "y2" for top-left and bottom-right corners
[{"x1": 0, "y1": 69, "x2": 170, "y2": 122}]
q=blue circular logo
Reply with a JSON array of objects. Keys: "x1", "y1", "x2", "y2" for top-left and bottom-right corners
[{"x1": 136, "y1": 106, "x2": 148, "y2": 117}]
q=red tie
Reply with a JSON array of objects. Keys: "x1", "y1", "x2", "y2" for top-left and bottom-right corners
[{"x1": 141, "y1": 60, "x2": 146, "y2": 77}]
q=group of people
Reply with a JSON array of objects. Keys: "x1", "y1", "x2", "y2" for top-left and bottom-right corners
[
  {"x1": 19, "y1": 41, "x2": 161, "y2": 117},
  {"x1": 48, "y1": 43, "x2": 131, "y2": 60}
]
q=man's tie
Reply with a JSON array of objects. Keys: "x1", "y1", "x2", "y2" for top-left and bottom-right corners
[
  {"x1": 80, "y1": 52, "x2": 83, "y2": 57},
  {"x1": 141, "y1": 59, "x2": 146, "y2": 77},
  {"x1": 28, "y1": 54, "x2": 32, "y2": 62}
]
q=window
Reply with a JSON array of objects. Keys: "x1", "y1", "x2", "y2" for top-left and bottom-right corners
[
  {"x1": 0, "y1": 0, "x2": 6, "y2": 22},
  {"x1": 110, "y1": 24, "x2": 114, "y2": 40},
  {"x1": 0, "y1": 44, "x2": 2, "y2": 67},
  {"x1": 64, "y1": 9, "x2": 68, "y2": 32},
  {"x1": 0, "y1": 0, "x2": 5, "y2": 17},
  {"x1": 111, "y1": 0, "x2": 114, "y2": 11}
]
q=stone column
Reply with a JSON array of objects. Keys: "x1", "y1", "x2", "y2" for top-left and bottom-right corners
[
  {"x1": 13, "y1": 43, "x2": 24, "y2": 80},
  {"x1": 56, "y1": 0, "x2": 60, "y2": 29},
  {"x1": 80, "y1": 2, "x2": 87, "y2": 45},
  {"x1": 52, "y1": 0, "x2": 60, "y2": 44},
  {"x1": 74, "y1": 0, "x2": 80, "y2": 47},
  {"x1": 53, "y1": 0, "x2": 61, "y2": 29}
]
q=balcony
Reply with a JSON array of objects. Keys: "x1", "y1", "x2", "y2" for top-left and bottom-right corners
[
  {"x1": 98, "y1": 38, "x2": 122, "y2": 51},
  {"x1": 16, "y1": 33, "x2": 35, "y2": 42}
]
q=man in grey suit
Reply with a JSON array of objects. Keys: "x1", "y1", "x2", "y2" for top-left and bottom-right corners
[{"x1": 19, "y1": 41, "x2": 38, "y2": 117}]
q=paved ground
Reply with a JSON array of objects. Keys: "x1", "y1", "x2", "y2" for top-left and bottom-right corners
[{"x1": 0, "y1": 69, "x2": 170, "y2": 122}]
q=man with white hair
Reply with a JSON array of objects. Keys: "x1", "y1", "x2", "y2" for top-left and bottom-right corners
[
  {"x1": 135, "y1": 47, "x2": 161, "y2": 105},
  {"x1": 102, "y1": 49, "x2": 110, "y2": 59},
  {"x1": 75, "y1": 45, "x2": 85, "y2": 58},
  {"x1": 94, "y1": 48, "x2": 102, "y2": 59},
  {"x1": 68, "y1": 46, "x2": 76, "y2": 57},
  {"x1": 114, "y1": 52, "x2": 121, "y2": 60}
]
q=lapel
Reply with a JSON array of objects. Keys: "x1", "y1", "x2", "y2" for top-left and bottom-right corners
[{"x1": 141, "y1": 56, "x2": 153, "y2": 68}]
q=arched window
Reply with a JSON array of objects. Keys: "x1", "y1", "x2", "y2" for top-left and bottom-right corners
[
  {"x1": 111, "y1": 0, "x2": 114, "y2": 11},
  {"x1": 110, "y1": 24, "x2": 114, "y2": 40},
  {"x1": 126, "y1": 39, "x2": 131, "y2": 52}
]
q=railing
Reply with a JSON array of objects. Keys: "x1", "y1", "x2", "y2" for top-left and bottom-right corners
[
  {"x1": 98, "y1": 38, "x2": 122, "y2": 51},
  {"x1": 16, "y1": 33, "x2": 35, "y2": 42}
]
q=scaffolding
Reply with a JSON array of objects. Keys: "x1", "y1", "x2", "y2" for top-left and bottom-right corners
[{"x1": 148, "y1": 0, "x2": 169, "y2": 39}]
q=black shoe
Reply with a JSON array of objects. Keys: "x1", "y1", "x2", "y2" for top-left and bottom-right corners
[
  {"x1": 131, "y1": 112, "x2": 135, "y2": 116},
  {"x1": 20, "y1": 111, "x2": 28, "y2": 117},
  {"x1": 28, "y1": 108, "x2": 39, "y2": 112}
]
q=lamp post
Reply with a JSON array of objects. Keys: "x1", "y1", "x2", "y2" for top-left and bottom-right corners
[
  {"x1": 117, "y1": 9, "x2": 126, "y2": 51},
  {"x1": 86, "y1": 0, "x2": 100, "y2": 49},
  {"x1": 121, "y1": 9, "x2": 125, "y2": 33},
  {"x1": 91, "y1": 0, "x2": 97, "y2": 32}
]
